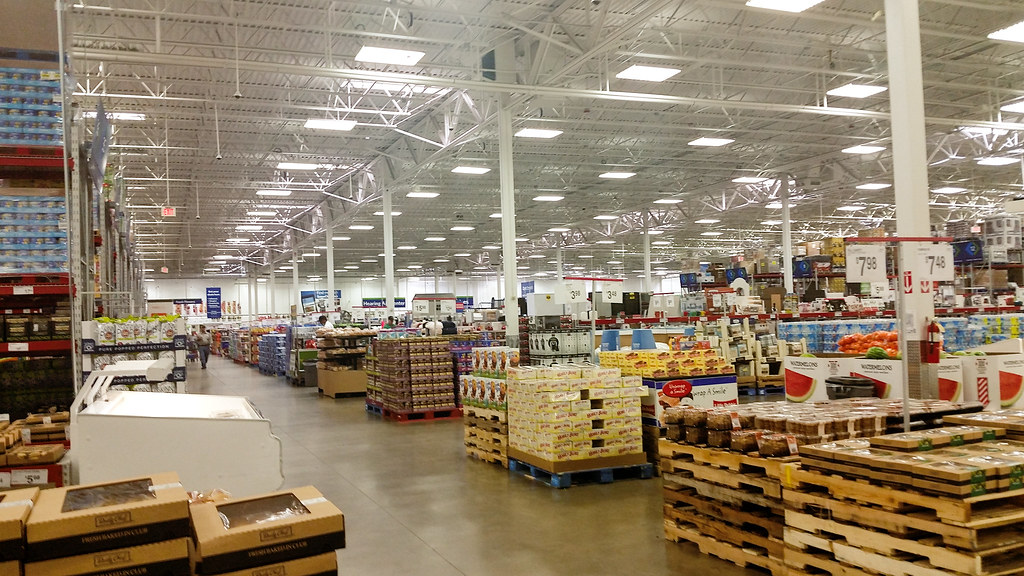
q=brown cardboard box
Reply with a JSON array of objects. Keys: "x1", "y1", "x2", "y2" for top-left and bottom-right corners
[
  {"x1": 212, "y1": 551, "x2": 338, "y2": 576},
  {"x1": 0, "y1": 560, "x2": 16, "y2": 576},
  {"x1": 973, "y1": 269, "x2": 1009, "y2": 289},
  {"x1": 191, "y1": 486, "x2": 345, "y2": 575},
  {"x1": 0, "y1": 487, "x2": 39, "y2": 562},
  {"x1": 25, "y1": 472, "x2": 190, "y2": 562},
  {"x1": 317, "y1": 368, "x2": 367, "y2": 396},
  {"x1": 23, "y1": 537, "x2": 191, "y2": 576}
]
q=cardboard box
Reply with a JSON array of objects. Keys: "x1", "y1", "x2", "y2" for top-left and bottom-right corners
[
  {"x1": 507, "y1": 446, "x2": 646, "y2": 473},
  {"x1": 191, "y1": 486, "x2": 345, "y2": 575},
  {"x1": 212, "y1": 551, "x2": 337, "y2": 576},
  {"x1": 23, "y1": 537, "x2": 191, "y2": 576},
  {"x1": 0, "y1": 487, "x2": 38, "y2": 562},
  {"x1": 317, "y1": 369, "x2": 367, "y2": 396},
  {"x1": 25, "y1": 472, "x2": 190, "y2": 562},
  {"x1": 0, "y1": 561, "x2": 16, "y2": 576}
]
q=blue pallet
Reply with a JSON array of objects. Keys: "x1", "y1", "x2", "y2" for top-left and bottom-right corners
[{"x1": 508, "y1": 459, "x2": 654, "y2": 489}]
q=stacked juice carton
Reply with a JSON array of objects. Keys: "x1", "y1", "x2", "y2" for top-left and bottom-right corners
[
  {"x1": 461, "y1": 346, "x2": 518, "y2": 467},
  {"x1": 599, "y1": 342, "x2": 734, "y2": 379},
  {"x1": 507, "y1": 364, "x2": 648, "y2": 469}
]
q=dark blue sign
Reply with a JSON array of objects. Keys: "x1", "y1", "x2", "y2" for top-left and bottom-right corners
[
  {"x1": 680, "y1": 273, "x2": 699, "y2": 288},
  {"x1": 173, "y1": 298, "x2": 202, "y2": 305},
  {"x1": 521, "y1": 281, "x2": 535, "y2": 295},
  {"x1": 953, "y1": 239, "x2": 984, "y2": 264},
  {"x1": 362, "y1": 297, "x2": 406, "y2": 308},
  {"x1": 456, "y1": 296, "x2": 474, "y2": 307},
  {"x1": 206, "y1": 287, "x2": 222, "y2": 319}
]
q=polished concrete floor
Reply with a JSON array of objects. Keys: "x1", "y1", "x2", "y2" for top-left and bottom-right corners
[{"x1": 190, "y1": 355, "x2": 756, "y2": 576}]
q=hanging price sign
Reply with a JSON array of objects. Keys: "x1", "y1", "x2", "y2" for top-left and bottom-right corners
[
  {"x1": 914, "y1": 243, "x2": 955, "y2": 282},
  {"x1": 439, "y1": 299, "x2": 456, "y2": 315},
  {"x1": 565, "y1": 280, "x2": 587, "y2": 303},
  {"x1": 412, "y1": 299, "x2": 431, "y2": 315},
  {"x1": 603, "y1": 282, "x2": 623, "y2": 304},
  {"x1": 845, "y1": 243, "x2": 887, "y2": 283}
]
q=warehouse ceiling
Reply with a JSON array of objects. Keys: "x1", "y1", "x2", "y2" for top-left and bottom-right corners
[{"x1": 66, "y1": 0, "x2": 1024, "y2": 282}]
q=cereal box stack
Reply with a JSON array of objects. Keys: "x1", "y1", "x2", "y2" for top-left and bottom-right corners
[
  {"x1": 506, "y1": 364, "x2": 649, "y2": 475},
  {"x1": 461, "y1": 346, "x2": 519, "y2": 467}
]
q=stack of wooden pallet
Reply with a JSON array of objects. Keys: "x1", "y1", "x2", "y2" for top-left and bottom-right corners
[
  {"x1": 660, "y1": 440, "x2": 794, "y2": 575},
  {"x1": 463, "y1": 406, "x2": 508, "y2": 467}
]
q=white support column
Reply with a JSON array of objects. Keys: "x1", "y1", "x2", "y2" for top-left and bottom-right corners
[
  {"x1": 247, "y1": 267, "x2": 254, "y2": 326},
  {"x1": 498, "y1": 105, "x2": 518, "y2": 343},
  {"x1": 325, "y1": 221, "x2": 335, "y2": 313},
  {"x1": 434, "y1": 270, "x2": 440, "y2": 292},
  {"x1": 292, "y1": 251, "x2": 300, "y2": 316},
  {"x1": 782, "y1": 180, "x2": 795, "y2": 294},
  {"x1": 643, "y1": 219, "x2": 652, "y2": 294},
  {"x1": 269, "y1": 268, "x2": 276, "y2": 316},
  {"x1": 556, "y1": 247, "x2": 564, "y2": 281},
  {"x1": 383, "y1": 188, "x2": 396, "y2": 317},
  {"x1": 885, "y1": 0, "x2": 936, "y2": 405}
]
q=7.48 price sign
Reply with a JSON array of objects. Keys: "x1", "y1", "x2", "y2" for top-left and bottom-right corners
[{"x1": 845, "y1": 243, "x2": 887, "y2": 283}]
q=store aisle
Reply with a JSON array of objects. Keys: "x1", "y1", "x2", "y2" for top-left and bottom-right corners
[{"x1": 188, "y1": 355, "x2": 751, "y2": 576}]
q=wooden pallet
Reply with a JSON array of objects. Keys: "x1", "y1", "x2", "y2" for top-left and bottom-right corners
[
  {"x1": 382, "y1": 407, "x2": 462, "y2": 422},
  {"x1": 664, "y1": 472, "x2": 785, "y2": 513},
  {"x1": 782, "y1": 467, "x2": 1024, "y2": 524},
  {"x1": 466, "y1": 445, "x2": 508, "y2": 468},
  {"x1": 786, "y1": 509, "x2": 1024, "y2": 576},
  {"x1": 665, "y1": 485, "x2": 784, "y2": 539},
  {"x1": 464, "y1": 427, "x2": 508, "y2": 454},
  {"x1": 785, "y1": 489, "x2": 1024, "y2": 551},
  {"x1": 786, "y1": 527, "x2": 966, "y2": 576},
  {"x1": 462, "y1": 406, "x2": 507, "y2": 423},
  {"x1": 463, "y1": 414, "x2": 508, "y2": 435},
  {"x1": 663, "y1": 522, "x2": 787, "y2": 576},
  {"x1": 661, "y1": 453, "x2": 782, "y2": 499},
  {"x1": 665, "y1": 506, "x2": 785, "y2": 559},
  {"x1": 508, "y1": 459, "x2": 654, "y2": 488},
  {"x1": 659, "y1": 439, "x2": 798, "y2": 480},
  {"x1": 318, "y1": 389, "x2": 367, "y2": 399},
  {"x1": 784, "y1": 545, "x2": 874, "y2": 576}
]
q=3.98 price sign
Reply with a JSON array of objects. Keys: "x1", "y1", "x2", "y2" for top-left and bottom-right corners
[
  {"x1": 845, "y1": 243, "x2": 887, "y2": 283},
  {"x1": 565, "y1": 280, "x2": 587, "y2": 303}
]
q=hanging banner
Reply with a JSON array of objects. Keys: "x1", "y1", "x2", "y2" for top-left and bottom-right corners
[
  {"x1": 362, "y1": 297, "x2": 407, "y2": 309},
  {"x1": 206, "y1": 288, "x2": 222, "y2": 319},
  {"x1": 603, "y1": 281, "x2": 623, "y2": 304}
]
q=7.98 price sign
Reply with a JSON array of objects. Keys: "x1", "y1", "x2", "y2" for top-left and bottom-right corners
[{"x1": 845, "y1": 243, "x2": 887, "y2": 283}]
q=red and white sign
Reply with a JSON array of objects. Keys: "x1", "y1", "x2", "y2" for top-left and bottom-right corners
[
  {"x1": 160, "y1": 266, "x2": 169, "y2": 274},
  {"x1": 903, "y1": 271, "x2": 913, "y2": 294},
  {"x1": 161, "y1": 207, "x2": 176, "y2": 217},
  {"x1": 920, "y1": 280, "x2": 932, "y2": 294}
]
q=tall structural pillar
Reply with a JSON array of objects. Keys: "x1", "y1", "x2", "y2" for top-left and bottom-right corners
[{"x1": 498, "y1": 103, "x2": 519, "y2": 345}]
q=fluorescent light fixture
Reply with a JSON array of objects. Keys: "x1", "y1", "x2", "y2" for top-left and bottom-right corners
[
  {"x1": 517, "y1": 265, "x2": 530, "y2": 270},
  {"x1": 516, "y1": 237, "x2": 528, "y2": 242},
  {"x1": 212, "y1": 254, "x2": 236, "y2": 260},
  {"x1": 349, "y1": 224, "x2": 374, "y2": 230},
  {"x1": 837, "y1": 205, "x2": 866, "y2": 212},
  {"x1": 247, "y1": 210, "x2": 277, "y2": 216},
  {"x1": 826, "y1": 84, "x2": 888, "y2": 98},
  {"x1": 276, "y1": 162, "x2": 334, "y2": 170},
  {"x1": 745, "y1": 0, "x2": 825, "y2": 12},
  {"x1": 766, "y1": 202, "x2": 783, "y2": 209},
  {"x1": 450, "y1": 226, "x2": 475, "y2": 231},
  {"x1": 308, "y1": 277, "x2": 322, "y2": 281},
  {"x1": 977, "y1": 156, "x2": 1019, "y2": 166},
  {"x1": 515, "y1": 128, "x2": 563, "y2": 139},
  {"x1": 424, "y1": 236, "x2": 446, "y2": 242},
  {"x1": 607, "y1": 260, "x2": 622, "y2": 264},
  {"x1": 473, "y1": 266, "x2": 489, "y2": 270},
  {"x1": 594, "y1": 215, "x2": 619, "y2": 220},
  {"x1": 280, "y1": 265, "x2": 293, "y2": 270},
  {"x1": 256, "y1": 189, "x2": 292, "y2": 196},
  {"x1": 695, "y1": 218, "x2": 720, "y2": 224},
  {"x1": 451, "y1": 166, "x2": 491, "y2": 175},
  {"x1": 654, "y1": 198, "x2": 682, "y2": 204},
  {"x1": 203, "y1": 268, "x2": 220, "y2": 272},
  {"x1": 1001, "y1": 100, "x2": 1024, "y2": 114},
  {"x1": 842, "y1": 145, "x2": 886, "y2": 154},
  {"x1": 82, "y1": 111, "x2": 146, "y2": 121},
  {"x1": 856, "y1": 183, "x2": 891, "y2": 190},
  {"x1": 408, "y1": 265, "x2": 423, "y2": 269},
  {"x1": 533, "y1": 195, "x2": 564, "y2": 202},
  {"x1": 398, "y1": 245, "x2": 417, "y2": 250},
  {"x1": 332, "y1": 236, "x2": 351, "y2": 241},
  {"x1": 615, "y1": 65, "x2": 680, "y2": 82},
  {"x1": 374, "y1": 211, "x2": 402, "y2": 216},
  {"x1": 434, "y1": 258, "x2": 450, "y2": 263},
  {"x1": 482, "y1": 245, "x2": 500, "y2": 250},
  {"x1": 644, "y1": 230, "x2": 664, "y2": 235},
  {"x1": 235, "y1": 225, "x2": 263, "y2": 231},
  {"x1": 528, "y1": 254, "x2": 545, "y2": 259},
  {"x1": 762, "y1": 220, "x2": 783, "y2": 225},
  {"x1": 959, "y1": 126, "x2": 1009, "y2": 137},
  {"x1": 652, "y1": 241, "x2": 672, "y2": 246},
  {"x1": 407, "y1": 191, "x2": 439, "y2": 198},
  {"x1": 489, "y1": 213, "x2": 502, "y2": 218},
  {"x1": 454, "y1": 253, "x2": 471, "y2": 257},
  {"x1": 355, "y1": 46, "x2": 425, "y2": 66},
  {"x1": 344, "y1": 265, "x2": 359, "y2": 270},
  {"x1": 256, "y1": 278, "x2": 268, "y2": 283},
  {"x1": 595, "y1": 240, "x2": 616, "y2": 244},
  {"x1": 548, "y1": 227, "x2": 570, "y2": 232},
  {"x1": 226, "y1": 238, "x2": 249, "y2": 243},
  {"x1": 688, "y1": 137, "x2": 734, "y2": 147},
  {"x1": 932, "y1": 186, "x2": 968, "y2": 194},
  {"x1": 144, "y1": 278, "x2": 155, "y2": 282},
  {"x1": 141, "y1": 268, "x2": 155, "y2": 272},
  {"x1": 578, "y1": 255, "x2": 594, "y2": 259},
  {"x1": 989, "y1": 21, "x2": 1024, "y2": 43},
  {"x1": 303, "y1": 118, "x2": 356, "y2": 131},
  {"x1": 302, "y1": 252, "x2": 321, "y2": 257},
  {"x1": 361, "y1": 258, "x2": 377, "y2": 263},
  {"x1": 700, "y1": 231, "x2": 724, "y2": 236},
  {"x1": 732, "y1": 177, "x2": 769, "y2": 184},
  {"x1": 599, "y1": 172, "x2": 636, "y2": 179}
]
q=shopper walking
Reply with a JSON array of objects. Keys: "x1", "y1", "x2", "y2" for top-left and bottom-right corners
[{"x1": 196, "y1": 325, "x2": 213, "y2": 369}]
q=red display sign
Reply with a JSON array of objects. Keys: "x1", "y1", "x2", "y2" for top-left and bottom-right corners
[{"x1": 161, "y1": 207, "x2": 176, "y2": 217}]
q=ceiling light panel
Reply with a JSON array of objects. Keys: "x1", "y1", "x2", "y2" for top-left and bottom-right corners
[
  {"x1": 826, "y1": 84, "x2": 888, "y2": 98},
  {"x1": 842, "y1": 145, "x2": 886, "y2": 154},
  {"x1": 598, "y1": 172, "x2": 636, "y2": 179},
  {"x1": 451, "y1": 166, "x2": 491, "y2": 174},
  {"x1": 688, "y1": 137, "x2": 734, "y2": 147},
  {"x1": 745, "y1": 0, "x2": 826, "y2": 12},
  {"x1": 515, "y1": 128, "x2": 563, "y2": 139},
  {"x1": 303, "y1": 118, "x2": 356, "y2": 131},
  {"x1": 615, "y1": 65, "x2": 680, "y2": 82},
  {"x1": 355, "y1": 46, "x2": 425, "y2": 65}
]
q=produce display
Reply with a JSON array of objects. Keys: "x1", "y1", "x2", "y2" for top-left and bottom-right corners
[
  {"x1": 780, "y1": 317, "x2": 986, "y2": 354},
  {"x1": 837, "y1": 330, "x2": 900, "y2": 357}
]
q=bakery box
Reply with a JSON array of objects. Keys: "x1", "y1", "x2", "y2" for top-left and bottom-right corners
[
  {"x1": 23, "y1": 537, "x2": 191, "y2": 576},
  {"x1": 191, "y1": 486, "x2": 345, "y2": 574},
  {"x1": 25, "y1": 472, "x2": 190, "y2": 561},
  {"x1": 211, "y1": 551, "x2": 338, "y2": 576},
  {"x1": 0, "y1": 487, "x2": 39, "y2": 561}
]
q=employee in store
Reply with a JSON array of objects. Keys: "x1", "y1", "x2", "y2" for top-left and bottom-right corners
[
  {"x1": 318, "y1": 315, "x2": 335, "y2": 329},
  {"x1": 195, "y1": 325, "x2": 213, "y2": 370},
  {"x1": 441, "y1": 316, "x2": 457, "y2": 335}
]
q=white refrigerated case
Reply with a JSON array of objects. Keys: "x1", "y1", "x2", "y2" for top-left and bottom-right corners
[{"x1": 71, "y1": 359, "x2": 284, "y2": 496}]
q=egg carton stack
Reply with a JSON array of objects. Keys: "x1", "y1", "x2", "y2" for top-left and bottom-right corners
[
  {"x1": 461, "y1": 346, "x2": 518, "y2": 467},
  {"x1": 81, "y1": 317, "x2": 187, "y2": 393}
]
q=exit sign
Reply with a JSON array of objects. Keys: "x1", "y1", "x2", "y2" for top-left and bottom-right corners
[
  {"x1": 160, "y1": 266, "x2": 169, "y2": 274},
  {"x1": 161, "y1": 207, "x2": 176, "y2": 217}
]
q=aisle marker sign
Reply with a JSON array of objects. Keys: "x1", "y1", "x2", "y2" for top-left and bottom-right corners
[
  {"x1": 565, "y1": 280, "x2": 587, "y2": 303},
  {"x1": 914, "y1": 243, "x2": 955, "y2": 282},
  {"x1": 845, "y1": 243, "x2": 887, "y2": 283}
]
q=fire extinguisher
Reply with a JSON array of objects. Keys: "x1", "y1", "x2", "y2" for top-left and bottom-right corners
[{"x1": 925, "y1": 319, "x2": 943, "y2": 364}]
